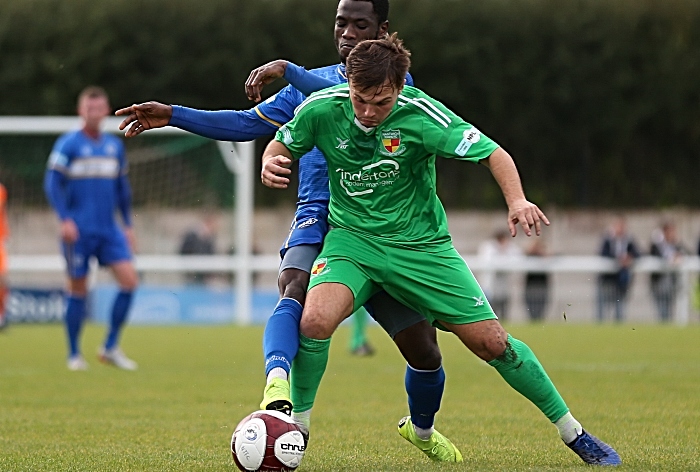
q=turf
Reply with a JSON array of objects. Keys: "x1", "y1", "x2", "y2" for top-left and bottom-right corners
[{"x1": 1, "y1": 323, "x2": 698, "y2": 471}]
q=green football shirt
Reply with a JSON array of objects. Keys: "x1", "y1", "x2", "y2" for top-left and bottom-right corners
[{"x1": 275, "y1": 83, "x2": 499, "y2": 250}]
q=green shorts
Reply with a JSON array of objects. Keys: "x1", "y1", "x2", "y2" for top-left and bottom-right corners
[{"x1": 308, "y1": 228, "x2": 497, "y2": 329}]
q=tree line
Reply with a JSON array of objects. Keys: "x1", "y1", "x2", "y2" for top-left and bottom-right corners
[{"x1": 1, "y1": 0, "x2": 698, "y2": 209}]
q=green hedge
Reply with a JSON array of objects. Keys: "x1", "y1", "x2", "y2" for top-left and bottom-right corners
[{"x1": 1, "y1": 0, "x2": 699, "y2": 208}]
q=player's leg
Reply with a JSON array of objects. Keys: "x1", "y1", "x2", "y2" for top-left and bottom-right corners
[
  {"x1": 367, "y1": 291, "x2": 460, "y2": 462},
  {"x1": 348, "y1": 307, "x2": 374, "y2": 356},
  {"x1": 387, "y1": 246, "x2": 620, "y2": 466},
  {"x1": 99, "y1": 231, "x2": 138, "y2": 370},
  {"x1": 62, "y1": 238, "x2": 92, "y2": 370},
  {"x1": 261, "y1": 211, "x2": 329, "y2": 415},
  {"x1": 0, "y1": 246, "x2": 8, "y2": 329}
]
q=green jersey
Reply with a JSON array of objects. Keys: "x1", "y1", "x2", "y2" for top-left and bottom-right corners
[{"x1": 275, "y1": 84, "x2": 499, "y2": 250}]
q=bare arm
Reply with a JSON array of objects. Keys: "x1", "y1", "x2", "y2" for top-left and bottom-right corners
[
  {"x1": 261, "y1": 140, "x2": 294, "y2": 189},
  {"x1": 481, "y1": 147, "x2": 550, "y2": 237}
]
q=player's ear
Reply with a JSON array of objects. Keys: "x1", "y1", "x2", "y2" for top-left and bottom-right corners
[{"x1": 378, "y1": 21, "x2": 389, "y2": 38}]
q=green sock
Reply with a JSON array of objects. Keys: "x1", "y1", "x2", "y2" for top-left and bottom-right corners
[
  {"x1": 349, "y1": 308, "x2": 369, "y2": 351},
  {"x1": 488, "y1": 334, "x2": 569, "y2": 423},
  {"x1": 291, "y1": 334, "x2": 331, "y2": 413}
]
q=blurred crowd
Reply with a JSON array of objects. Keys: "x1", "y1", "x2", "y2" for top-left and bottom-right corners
[{"x1": 477, "y1": 216, "x2": 700, "y2": 323}]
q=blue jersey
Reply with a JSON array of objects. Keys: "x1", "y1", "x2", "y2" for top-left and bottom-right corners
[
  {"x1": 44, "y1": 130, "x2": 132, "y2": 235},
  {"x1": 170, "y1": 64, "x2": 414, "y2": 215}
]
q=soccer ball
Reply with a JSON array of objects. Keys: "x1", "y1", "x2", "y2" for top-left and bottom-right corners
[{"x1": 231, "y1": 410, "x2": 306, "y2": 471}]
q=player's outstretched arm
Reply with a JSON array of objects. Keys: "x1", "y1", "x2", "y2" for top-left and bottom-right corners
[
  {"x1": 261, "y1": 141, "x2": 293, "y2": 189},
  {"x1": 246, "y1": 60, "x2": 337, "y2": 102},
  {"x1": 482, "y1": 148, "x2": 550, "y2": 237},
  {"x1": 115, "y1": 102, "x2": 172, "y2": 137}
]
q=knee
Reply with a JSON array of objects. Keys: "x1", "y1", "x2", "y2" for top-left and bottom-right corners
[
  {"x1": 477, "y1": 330, "x2": 509, "y2": 362},
  {"x1": 120, "y1": 274, "x2": 139, "y2": 292},
  {"x1": 394, "y1": 322, "x2": 442, "y2": 370},
  {"x1": 300, "y1": 308, "x2": 334, "y2": 340},
  {"x1": 278, "y1": 270, "x2": 309, "y2": 305}
]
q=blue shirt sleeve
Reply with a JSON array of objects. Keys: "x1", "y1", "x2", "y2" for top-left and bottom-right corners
[
  {"x1": 405, "y1": 72, "x2": 415, "y2": 87},
  {"x1": 44, "y1": 135, "x2": 72, "y2": 221},
  {"x1": 283, "y1": 62, "x2": 337, "y2": 96},
  {"x1": 169, "y1": 106, "x2": 278, "y2": 141},
  {"x1": 115, "y1": 142, "x2": 132, "y2": 227}
]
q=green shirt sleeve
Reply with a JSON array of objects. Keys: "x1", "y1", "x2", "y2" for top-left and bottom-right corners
[
  {"x1": 420, "y1": 94, "x2": 499, "y2": 161},
  {"x1": 273, "y1": 103, "x2": 317, "y2": 161}
]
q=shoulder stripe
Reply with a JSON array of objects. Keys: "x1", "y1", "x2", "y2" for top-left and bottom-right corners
[
  {"x1": 254, "y1": 106, "x2": 284, "y2": 128},
  {"x1": 397, "y1": 96, "x2": 451, "y2": 128},
  {"x1": 294, "y1": 91, "x2": 349, "y2": 116}
]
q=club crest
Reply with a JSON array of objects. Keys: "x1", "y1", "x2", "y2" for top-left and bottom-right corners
[{"x1": 380, "y1": 129, "x2": 406, "y2": 156}]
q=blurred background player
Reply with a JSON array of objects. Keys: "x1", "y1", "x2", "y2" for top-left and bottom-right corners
[
  {"x1": 0, "y1": 183, "x2": 9, "y2": 330},
  {"x1": 116, "y1": 0, "x2": 452, "y2": 461},
  {"x1": 44, "y1": 86, "x2": 139, "y2": 371}
]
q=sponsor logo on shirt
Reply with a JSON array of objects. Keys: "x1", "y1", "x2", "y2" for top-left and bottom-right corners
[
  {"x1": 335, "y1": 159, "x2": 400, "y2": 196},
  {"x1": 280, "y1": 126, "x2": 294, "y2": 145},
  {"x1": 297, "y1": 218, "x2": 318, "y2": 229},
  {"x1": 336, "y1": 138, "x2": 349, "y2": 150},
  {"x1": 310, "y1": 258, "x2": 329, "y2": 277},
  {"x1": 455, "y1": 126, "x2": 481, "y2": 156},
  {"x1": 379, "y1": 129, "x2": 406, "y2": 157}
]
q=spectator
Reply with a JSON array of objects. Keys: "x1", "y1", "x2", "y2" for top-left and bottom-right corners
[
  {"x1": 597, "y1": 216, "x2": 640, "y2": 322},
  {"x1": 0, "y1": 183, "x2": 8, "y2": 330},
  {"x1": 478, "y1": 229, "x2": 523, "y2": 321},
  {"x1": 524, "y1": 239, "x2": 550, "y2": 322},
  {"x1": 178, "y1": 213, "x2": 219, "y2": 284},
  {"x1": 650, "y1": 221, "x2": 688, "y2": 322}
]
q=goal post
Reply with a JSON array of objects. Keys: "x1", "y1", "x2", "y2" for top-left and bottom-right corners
[{"x1": 0, "y1": 116, "x2": 262, "y2": 324}]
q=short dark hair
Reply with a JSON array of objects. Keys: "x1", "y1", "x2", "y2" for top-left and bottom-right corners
[
  {"x1": 346, "y1": 32, "x2": 410, "y2": 93},
  {"x1": 341, "y1": 0, "x2": 389, "y2": 25},
  {"x1": 78, "y1": 85, "x2": 109, "y2": 104}
]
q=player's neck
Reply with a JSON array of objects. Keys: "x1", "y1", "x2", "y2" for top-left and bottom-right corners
[{"x1": 82, "y1": 125, "x2": 101, "y2": 140}]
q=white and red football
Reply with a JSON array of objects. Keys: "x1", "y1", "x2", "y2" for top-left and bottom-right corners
[{"x1": 231, "y1": 410, "x2": 306, "y2": 471}]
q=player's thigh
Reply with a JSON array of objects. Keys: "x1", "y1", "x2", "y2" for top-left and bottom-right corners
[
  {"x1": 279, "y1": 244, "x2": 321, "y2": 274},
  {"x1": 307, "y1": 229, "x2": 383, "y2": 312},
  {"x1": 365, "y1": 290, "x2": 427, "y2": 339},
  {"x1": 109, "y1": 260, "x2": 139, "y2": 290},
  {"x1": 279, "y1": 209, "x2": 328, "y2": 259},
  {"x1": 384, "y1": 246, "x2": 497, "y2": 328},
  {"x1": 97, "y1": 231, "x2": 137, "y2": 289},
  {"x1": 62, "y1": 234, "x2": 97, "y2": 280}
]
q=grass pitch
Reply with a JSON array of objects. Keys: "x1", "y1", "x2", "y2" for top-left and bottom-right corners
[{"x1": 1, "y1": 322, "x2": 699, "y2": 471}]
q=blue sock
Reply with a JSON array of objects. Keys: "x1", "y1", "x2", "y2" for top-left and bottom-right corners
[
  {"x1": 65, "y1": 295, "x2": 86, "y2": 357},
  {"x1": 104, "y1": 291, "x2": 133, "y2": 350},
  {"x1": 263, "y1": 298, "x2": 303, "y2": 375},
  {"x1": 405, "y1": 364, "x2": 445, "y2": 429}
]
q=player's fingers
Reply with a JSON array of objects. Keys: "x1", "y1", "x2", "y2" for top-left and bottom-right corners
[
  {"x1": 537, "y1": 208, "x2": 550, "y2": 226},
  {"x1": 117, "y1": 114, "x2": 137, "y2": 130},
  {"x1": 114, "y1": 106, "x2": 132, "y2": 117},
  {"x1": 519, "y1": 213, "x2": 533, "y2": 237}
]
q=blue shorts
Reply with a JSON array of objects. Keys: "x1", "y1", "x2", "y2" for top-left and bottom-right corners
[
  {"x1": 279, "y1": 205, "x2": 328, "y2": 258},
  {"x1": 62, "y1": 230, "x2": 132, "y2": 279}
]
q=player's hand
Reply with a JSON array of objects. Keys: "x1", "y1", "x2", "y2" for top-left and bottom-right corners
[
  {"x1": 245, "y1": 60, "x2": 289, "y2": 103},
  {"x1": 60, "y1": 219, "x2": 79, "y2": 244},
  {"x1": 115, "y1": 102, "x2": 173, "y2": 137},
  {"x1": 124, "y1": 227, "x2": 138, "y2": 253},
  {"x1": 507, "y1": 199, "x2": 549, "y2": 237},
  {"x1": 261, "y1": 155, "x2": 292, "y2": 189}
]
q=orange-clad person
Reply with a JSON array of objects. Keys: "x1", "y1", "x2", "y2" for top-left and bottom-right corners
[{"x1": 0, "y1": 183, "x2": 9, "y2": 329}]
